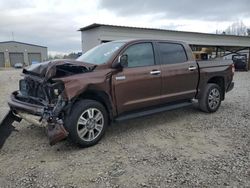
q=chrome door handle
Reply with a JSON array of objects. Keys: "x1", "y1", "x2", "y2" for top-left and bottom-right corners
[
  {"x1": 188, "y1": 66, "x2": 197, "y2": 71},
  {"x1": 150, "y1": 70, "x2": 161, "y2": 75},
  {"x1": 115, "y1": 76, "x2": 126, "y2": 80}
]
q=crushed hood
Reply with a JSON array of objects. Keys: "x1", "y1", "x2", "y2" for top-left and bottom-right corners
[
  {"x1": 22, "y1": 59, "x2": 118, "y2": 100},
  {"x1": 23, "y1": 59, "x2": 95, "y2": 80}
]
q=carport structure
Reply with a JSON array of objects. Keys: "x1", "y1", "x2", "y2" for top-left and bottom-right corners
[{"x1": 79, "y1": 23, "x2": 250, "y2": 70}]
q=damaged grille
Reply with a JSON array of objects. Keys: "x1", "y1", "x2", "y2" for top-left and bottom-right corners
[
  {"x1": 19, "y1": 77, "x2": 65, "y2": 105},
  {"x1": 19, "y1": 79, "x2": 46, "y2": 100}
]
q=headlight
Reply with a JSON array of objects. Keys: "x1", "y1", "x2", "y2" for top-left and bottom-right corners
[
  {"x1": 19, "y1": 79, "x2": 28, "y2": 96},
  {"x1": 49, "y1": 81, "x2": 65, "y2": 98},
  {"x1": 54, "y1": 89, "x2": 59, "y2": 96}
]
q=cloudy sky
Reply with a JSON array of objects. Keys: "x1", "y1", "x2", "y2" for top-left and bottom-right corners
[{"x1": 0, "y1": 0, "x2": 249, "y2": 54}]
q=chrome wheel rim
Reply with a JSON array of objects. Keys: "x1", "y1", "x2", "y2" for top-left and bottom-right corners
[
  {"x1": 208, "y1": 88, "x2": 220, "y2": 110},
  {"x1": 77, "y1": 108, "x2": 104, "y2": 142}
]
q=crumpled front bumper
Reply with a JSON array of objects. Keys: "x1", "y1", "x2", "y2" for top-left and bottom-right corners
[
  {"x1": 6, "y1": 91, "x2": 69, "y2": 145},
  {"x1": 8, "y1": 91, "x2": 44, "y2": 116}
]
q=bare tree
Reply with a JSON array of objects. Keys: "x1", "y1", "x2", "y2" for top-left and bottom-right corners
[
  {"x1": 224, "y1": 21, "x2": 248, "y2": 36},
  {"x1": 247, "y1": 28, "x2": 250, "y2": 36}
]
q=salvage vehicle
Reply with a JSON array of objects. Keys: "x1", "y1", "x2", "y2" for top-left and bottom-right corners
[{"x1": 0, "y1": 40, "x2": 235, "y2": 147}]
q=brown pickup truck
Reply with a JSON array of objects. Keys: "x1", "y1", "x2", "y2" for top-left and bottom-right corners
[{"x1": 1, "y1": 39, "x2": 234, "y2": 147}]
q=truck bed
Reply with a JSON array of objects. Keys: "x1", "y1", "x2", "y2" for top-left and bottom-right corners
[{"x1": 198, "y1": 59, "x2": 233, "y2": 69}]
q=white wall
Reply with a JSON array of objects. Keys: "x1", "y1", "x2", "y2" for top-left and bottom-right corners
[{"x1": 81, "y1": 28, "x2": 101, "y2": 52}]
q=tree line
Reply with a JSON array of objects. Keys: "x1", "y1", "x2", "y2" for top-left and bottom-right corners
[{"x1": 217, "y1": 21, "x2": 250, "y2": 36}]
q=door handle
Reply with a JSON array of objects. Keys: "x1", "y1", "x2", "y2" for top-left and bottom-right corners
[
  {"x1": 188, "y1": 66, "x2": 197, "y2": 71},
  {"x1": 150, "y1": 70, "x2": 161, "y2": 75},
  {"x1": 115, "y1": 76, "x2": 126, "y2": 80}
]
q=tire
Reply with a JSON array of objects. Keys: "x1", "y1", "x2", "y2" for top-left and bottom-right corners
[
  {"x1": 199, "y1": 83, "x2": 222, "y2": 113},
  {"x1": 65, "y1": 99, "x2": 108, "y2": 147}
]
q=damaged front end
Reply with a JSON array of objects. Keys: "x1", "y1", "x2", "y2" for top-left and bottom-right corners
[
  {"x1": 9, "y1": 90, "x2": 69, "y2": 145},
  {"x1": 3, "y1": 60, "x2": 96, "y2": 145}
]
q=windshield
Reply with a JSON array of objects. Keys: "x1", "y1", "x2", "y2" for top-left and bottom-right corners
[{"x1": 77, "y1": 42, "x2": 125, "y2": 65}]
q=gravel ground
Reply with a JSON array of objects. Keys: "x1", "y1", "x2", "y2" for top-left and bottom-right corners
[{"x1": 0, "y1": 69, "x2": 249, "y2": 188}]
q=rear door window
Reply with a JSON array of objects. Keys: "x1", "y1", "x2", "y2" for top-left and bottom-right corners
[{"x1": 158, "y1": 43, "x2": 187, "y2": 64}]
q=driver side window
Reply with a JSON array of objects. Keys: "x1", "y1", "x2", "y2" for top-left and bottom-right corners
[{"x1": 123, "y1": 43, "x2": 155, "y2": 68}]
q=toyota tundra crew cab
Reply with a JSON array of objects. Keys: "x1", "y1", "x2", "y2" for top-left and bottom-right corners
[{"x1": 1, "y1": 40, "x2": 234, "y2": 147}]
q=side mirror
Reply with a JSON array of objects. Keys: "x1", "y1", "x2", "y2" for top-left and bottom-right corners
[{"x1": 118, "y1": 54, "x2": 128, "y2": 68}]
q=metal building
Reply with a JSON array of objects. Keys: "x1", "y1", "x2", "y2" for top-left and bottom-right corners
[
  {"x1": 0, "y1": 41, "x2": 48, "y2": 67},
  {"x1": 79, "y1": 23, "x2": 250, "y2": 70}
]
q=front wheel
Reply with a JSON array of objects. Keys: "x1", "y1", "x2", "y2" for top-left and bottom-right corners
[
  {"x1": 199, "y1": 83, "x2": 222, "y2": 113},
  {"x1": 65, "y1": 99, "x2": 108, "y2": 147}
]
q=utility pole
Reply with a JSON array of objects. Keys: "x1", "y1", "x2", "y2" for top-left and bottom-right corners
[{"x1": 11, "y1": 32, "x2": 15, "y2": 41}]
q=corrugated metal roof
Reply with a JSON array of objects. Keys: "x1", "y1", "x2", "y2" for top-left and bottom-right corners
[
  {"x1": 0, "y1": 41, "x2": 47, "y2": 48},
  {"x1": 79, "y1": 23, "x2": 250, "y2": 48},
  {"x1": 78, "y1": 23, "x2": 250, "y2": 39}
]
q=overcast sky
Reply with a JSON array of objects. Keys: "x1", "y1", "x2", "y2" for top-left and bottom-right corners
[{"x1": 0, "y1": 0, "x2": 249, "y2": 54}]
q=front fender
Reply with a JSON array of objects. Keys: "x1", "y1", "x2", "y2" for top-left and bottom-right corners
[{"x1": 54, "y1": 69, "x2": 114, "y2": 100}]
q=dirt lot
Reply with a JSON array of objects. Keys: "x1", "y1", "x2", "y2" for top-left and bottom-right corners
[{"x1": 0, "y1": 69, "x2": 249, "y2": 188}]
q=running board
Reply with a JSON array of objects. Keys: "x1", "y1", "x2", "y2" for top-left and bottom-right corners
[{"x1": 115, "y1": 102, "x2": 192, "y2": 122}]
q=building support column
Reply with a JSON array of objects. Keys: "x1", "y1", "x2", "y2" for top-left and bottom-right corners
[
  {"x1": 24, "y1": 51, "x2": 29, "y2": 66},
  {"x1": 4, "y1": 51, "x2": 10, "y2": 67},
  {"x1": 215, "y1": 47, "x2": 219, "y2": 58},
  {"x1": 248, "y1": 47, "x2": 250, "y2": 71}
]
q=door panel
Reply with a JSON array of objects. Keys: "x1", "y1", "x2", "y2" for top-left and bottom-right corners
[
  {"x1": 113, "y1": 65, "x2": 162, "y2": 114},
  {"x1": 160, "y1": 61, "x2": 199, "y2": 102},
  {"x1": 157, "y1": 42, "x2": 199, "y2": 102},
  {"x1": 113, "y1": 42, "x2": 162, "y2": 114}
]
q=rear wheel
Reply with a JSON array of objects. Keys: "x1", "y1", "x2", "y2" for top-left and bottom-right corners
[
  {"x1": 199, "y1": 83, "x2": 222, "y2": 113},
  {"x1": 65, "y1": 99, "x2": 108, "y2": 147}
]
